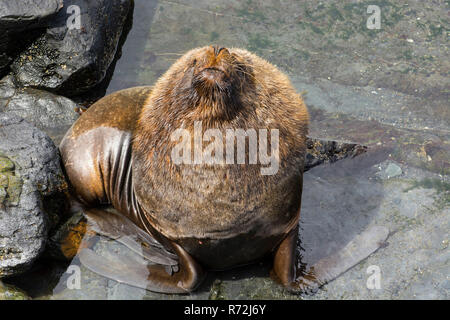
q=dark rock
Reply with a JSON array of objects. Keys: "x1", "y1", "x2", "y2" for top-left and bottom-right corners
[
  {"x1": 0, "y1": 75, "x2": 79, "y2": 144},
  {"x1": 11, "y1": 0, "x2": 133, "y2": 96},
  {"x1": 0, "y1": 113, "x2": 68, "y2": 277},
  {"x1": 375, "y1": 161, "x2": 403, "y2": 180},
  {"x1": 0, "y1": 0, "x2": 63, "y2": 75},
  {"x1": 305, "y1": 137, "x2": 367, "y2": 171}
]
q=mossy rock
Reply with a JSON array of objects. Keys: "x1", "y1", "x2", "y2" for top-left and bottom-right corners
[
  {"x1": 0, "y1": 281, "x2": 30, "y2": 300},
  {"x1": 0, "y1": 113, "x2": 69, "y2": 277},
  {"x1": 0, "y1": 156, "x2": 22, "y2": 207},
  {"x1": 0, "y1": 157, "x2": 14, "y2": 173}
]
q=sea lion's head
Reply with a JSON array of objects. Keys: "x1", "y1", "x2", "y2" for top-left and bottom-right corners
[
  {"x1": 149, "y1": 46, "x2": 256, "y2": 122},
  {"x1": 138, "y1": 45, "x2": 308, "y2": 150}
]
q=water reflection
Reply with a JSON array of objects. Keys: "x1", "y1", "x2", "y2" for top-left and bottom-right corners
[
  {"x1": 106, "y1": 0, "x2": 159, "y2": 93},
  {"x1": 299, "y1": 146, "x2": 390, "y2": 266}
]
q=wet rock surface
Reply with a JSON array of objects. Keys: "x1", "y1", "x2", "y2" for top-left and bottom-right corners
[
  {"x1": 10, "y1": 0, "x2": 133, "y2": 96},
  {"x1": 0, "y1": 75, "x2": 79, "y2": 143},
  {"x1": 375, "y1": 161, "x2": 403, "y2": 180},
  {"x1": 0, "y1": 0, "x2": 63, "y2": 75},
  {"x1": 48, "y1": 147, "x2": 389, "y2": 300},
  {"x1": 0, "y1": 113, "x2": 68, "y2": 277},
  {"x1": 0, "y1": 1, "x2": 63, "y2": 31},
  {"x1": 136, "y1": 1, "x2": 449, "y2": 103}
]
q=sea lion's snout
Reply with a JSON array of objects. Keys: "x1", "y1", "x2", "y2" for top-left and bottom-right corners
[{"x1": 191, "y1": 46, "x2": 234, "y2": 94}]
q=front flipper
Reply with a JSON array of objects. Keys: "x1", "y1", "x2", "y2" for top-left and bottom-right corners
[
  {"x1": 83, "y1": 208, "x2": 178, "y2": 266},
  {"x1": 78, "y1": 208, "x2": 204, "y2": 294},
  {"x1": 272, "y1": 225, "x2": 389, "y2": 294}
]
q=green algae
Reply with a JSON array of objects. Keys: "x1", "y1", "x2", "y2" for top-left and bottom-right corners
[{"x1": 0, "y1": 156, "x2": 22, "y2": 207}]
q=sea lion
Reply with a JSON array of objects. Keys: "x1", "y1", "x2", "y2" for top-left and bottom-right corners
[{"x1": 60, "y1": 45, "x2": 385, "y2": 294}]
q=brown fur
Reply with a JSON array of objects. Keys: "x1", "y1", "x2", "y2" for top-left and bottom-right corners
[
  {"x1": 132, "y1": 46, "x2": 309, "y2": 262},
  {"x1": 69, "y1": 86, "x2": 153, "y2": 137}
]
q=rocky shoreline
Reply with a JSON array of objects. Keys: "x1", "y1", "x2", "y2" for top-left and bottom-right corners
[{"x1": 0, "y1": 0, "x2": 134, "y2": 286}]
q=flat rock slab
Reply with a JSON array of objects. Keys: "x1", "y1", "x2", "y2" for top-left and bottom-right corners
[
  {"x1": 292, "y1": 76, "x2": 449, "y2": 133},
  {"x1": 0, "y1": 113, "x2": 67, "y2": 277}
]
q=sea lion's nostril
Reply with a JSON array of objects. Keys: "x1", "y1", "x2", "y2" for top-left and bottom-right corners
[
  {"x1": 218, "y1": 47, "x2": 227, "y2": 55},
  {"x1": 212, "y1": 46, "x2": 227, "y2": 56}
]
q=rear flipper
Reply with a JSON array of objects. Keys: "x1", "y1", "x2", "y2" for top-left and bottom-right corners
[
  {"x1": 272, "y1": 225, "x2": 389, "y2": 294},
  {"x1": 78, "y1": 207, "x2": 204, "y2": 293}
]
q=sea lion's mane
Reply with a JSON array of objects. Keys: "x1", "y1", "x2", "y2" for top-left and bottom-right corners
[
  {"x1": 133, "y1": 46, "x2": 308, "y2": 173},
  {"x1": 131, "y1": 46, "x2": 309, "y2": 239}
]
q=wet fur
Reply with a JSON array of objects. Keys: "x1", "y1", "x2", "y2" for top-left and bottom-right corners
[{"x1": 132, "y1": 47, "x2": 309, "y2": 266}]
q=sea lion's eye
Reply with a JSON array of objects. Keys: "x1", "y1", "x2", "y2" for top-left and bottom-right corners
[{"x1": 192, "y1": 59, "x2": 197, "y2": 66}]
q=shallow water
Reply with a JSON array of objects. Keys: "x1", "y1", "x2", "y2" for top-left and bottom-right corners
[{"x1": 4, "y1": 0, "x2": 449, "y2": 300}]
